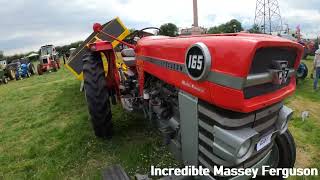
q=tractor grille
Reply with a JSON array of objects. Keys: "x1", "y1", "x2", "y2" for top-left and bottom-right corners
[
  {"x1": 244, "y1": 47, "x2": 297, "y2": 99},
  {"x1": 42, "y1": 59, "x2": 48, "y2": 64},
  {"x1": 197, "y1": 100, "x2": 282, "y2": 178}
]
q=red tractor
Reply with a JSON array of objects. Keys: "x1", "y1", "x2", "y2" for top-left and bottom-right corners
[
  {"x1": 81, "y1": 23, "x2": 303, "y2": 178},
  {"x1": 37, "y1": 45, "x2": 60, "y2": 75}
]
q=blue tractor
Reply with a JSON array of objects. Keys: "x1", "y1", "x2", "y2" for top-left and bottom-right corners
[
  {"x1": 6, "y1": 60, "x2": 31, "y2": 80},
  {"x1": 19, "y1": 58, "x2": 36, "y2": 75},
  {"x1": 296, "y1": 62, "x2": 308, "y2": 80}
]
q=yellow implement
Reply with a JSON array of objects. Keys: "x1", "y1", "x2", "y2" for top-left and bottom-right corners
[{"x1": 65, "y1": 17, "x2": 130, "y2": 80}]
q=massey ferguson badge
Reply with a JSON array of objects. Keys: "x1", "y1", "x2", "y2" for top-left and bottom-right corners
[{"x1": 185, "y1": 42, "x2": 211, "y2": 81}]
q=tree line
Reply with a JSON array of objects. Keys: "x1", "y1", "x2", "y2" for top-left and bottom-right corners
[
  {"x1": 158, "y1": 19, "x2": 262, "y2": 37},
  {"x1": 1, "y1": 41, "x2": 83, "y2": 63},
  {"x1": 3, "y1": 19, "x2": 318, "y2": 61}
]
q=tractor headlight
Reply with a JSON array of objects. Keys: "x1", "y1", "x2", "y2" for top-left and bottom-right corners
[
  {"x1": 212, "y1": 126, "x2": 259, "y2": 165},
  {"x1": 277, "y1": 106, "x2": 293, "y2": 134},
  {"x1": 236, "y1": 139, "x2": 252, "y2": 158}
]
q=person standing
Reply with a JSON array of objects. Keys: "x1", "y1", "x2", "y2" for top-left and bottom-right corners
[{"x1": 313, "y1": 49, "x2": 320, "y2": 90}]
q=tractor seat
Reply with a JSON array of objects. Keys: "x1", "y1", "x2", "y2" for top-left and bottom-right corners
[{"x1": 121, "y1": 48, "x2": 136, "y2": 67}]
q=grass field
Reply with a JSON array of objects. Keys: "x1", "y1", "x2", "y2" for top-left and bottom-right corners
[{"x1": 0, "y1": 57, "x2": 319, "y2": 179}]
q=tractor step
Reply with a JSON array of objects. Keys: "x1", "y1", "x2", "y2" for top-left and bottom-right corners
[{"x1": 102, "y1": 165, "x2": 130, "y2": 180}]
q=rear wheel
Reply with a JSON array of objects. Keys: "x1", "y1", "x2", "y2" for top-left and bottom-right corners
[
  {"x1": 52, "y1": 61, "x2": 58, "y2": 72},
  {"x1": 83, "y1": 52, "x2": 113, "y2": 139},
  {"x1": 7, "y1": 69, "x2": 15, "y2": 80},
  {"x1": 29, "y1": 63, "x2": 36, "y2": 75},
  {"x1": 37, "y1": 64, "x2": 43, "y2": 75},
  {"x1": 56, "y1": 60, "x2": 61, "y2": 69}
]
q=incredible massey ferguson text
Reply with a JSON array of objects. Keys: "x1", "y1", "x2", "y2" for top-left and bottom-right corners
[{"x1": 75, "y1": 22, "x2": 303, "y2": 179}]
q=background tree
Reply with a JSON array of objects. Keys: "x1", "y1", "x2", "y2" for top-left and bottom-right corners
[
  {"x1": 129, "y1": 28, "x2": 136, "y2": 34},
  {"x1": 0, "y1": 50, "x2": 4, "y2": 59},
  {"x1": 159, "y1": 23, "x2": 179, "y2": 37},
  {"x1": 248, "y1": 24, "x2": 262, "y2": 33},
  {"x1": 315, "y1": 37, "x2": 319, "y2": 50},
  {"x1": 207, "y1": 19, "x2": 243, "y2": 34},
  {"x1": 55, "y1": 41, "x2": 83, "y2": 55}
]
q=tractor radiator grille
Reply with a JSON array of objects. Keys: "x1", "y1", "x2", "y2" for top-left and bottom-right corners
[
  {"x1": 197, "y1": 101, "x2": 282, "y2": 178},
  {"x1": 42, "y1": 59, "x2": 48, "y2": 64},
  {"x1": 244, "y1": 47, "x2": 297, "y2": 99}
]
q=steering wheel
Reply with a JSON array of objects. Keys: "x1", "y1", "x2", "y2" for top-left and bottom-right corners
[{"x1": 127, "y1": 27, "x2": 160, "y2": 44}]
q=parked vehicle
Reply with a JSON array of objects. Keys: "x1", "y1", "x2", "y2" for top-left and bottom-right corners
[
  {"x1": 0, "y1": 68, "x2": 8, "y2": 85},
  {"x1": 6, "y1": 60, "x2": 31, "y2": 80},
  {"x1": 37, "y1": 45, "x2": 60, "y2": 75},
  {"x1": 279, "y1": 33, "x2": 309, "y2": 83},
  {"x1": 19, "y1": 58, "x2": 36, "y2": 75},
  {"x1": 0, "y1": 60, "x2": 15, "y2": 80},
  {"x1": 72, "y1": 20, "x2": 304, "y2": 179},
  {"x1": 296, "y1": 62, "x2": 308, "y2": 81}
]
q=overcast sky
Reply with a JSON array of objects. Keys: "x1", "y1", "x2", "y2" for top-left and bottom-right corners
[{"x1": 0, "y1": 0, "x2": 319, "y2": 55}]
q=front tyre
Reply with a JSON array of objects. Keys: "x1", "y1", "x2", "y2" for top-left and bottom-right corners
[
  {"x1": 3, "y1": 77, "x2": 8, "y2": 84},
  {"x1": 37, "y1": 64, "x2": 43, "y2": 75},
  {"x1": 83, "y1": 52, "x2": 113, "y2": 139},
  {"x1": 275, "y1": 130, "x2": 296, "y2": 168},
  {"x1": 52, "y1": 61, "x2": 58, "y2": 72},
  {"x1": 269, "y1": 130, "x2": 296, "y2": 168}
]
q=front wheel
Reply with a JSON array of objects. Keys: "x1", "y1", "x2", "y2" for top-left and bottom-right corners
[
  {"x1": 3, "y1": 77, "x2": 8, "y2": 84},
  {"x1": 16, "y1": 74, "x2": 21, "y2": 80},
  {"x1": 269, "y1": 130, "x2": 296, "y2": 168},
  {"x1": 52, "y1": 61, "x2": 58, "y2": 72},
  {"x1": 56, "y1": 61, "x2": 61, "y2": 69},
  {"x1": 83, "y1": 52, "x2": 113, "y2": 139},
  {"x1": 37, "y1": 64, "x2": 43, "y2": 75}
]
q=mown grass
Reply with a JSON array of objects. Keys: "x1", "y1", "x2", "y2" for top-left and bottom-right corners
[
  {"x1": 0, "y1": 57, "x2": 319, "y2": 179},
  {"x1": 287, "y1": 56, "x2": 320, "y2": 180},
  {"x1": 0, "y1": 67, "x2": 178, "y2": 179}
]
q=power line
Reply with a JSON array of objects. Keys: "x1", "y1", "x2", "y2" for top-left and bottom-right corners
[{"x1": 254, "y1": 0, "x2": 283, "y2": 34}]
